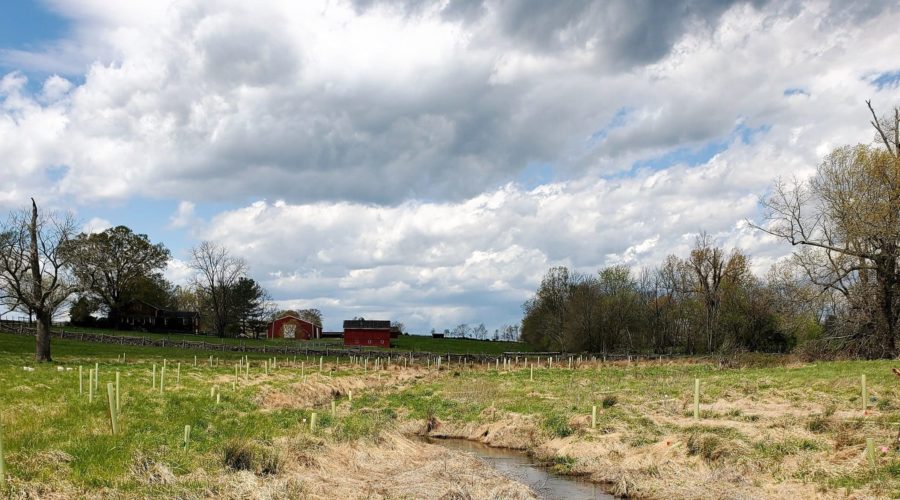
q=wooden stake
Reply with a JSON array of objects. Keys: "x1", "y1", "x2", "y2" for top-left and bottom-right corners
[
  {"x1": 693, "y1": 379, "x2": 701, "y2": 420},
  {"x1": 107, "y1": 383, "x2": 118, "y2": 434},
  {"x1": 89, "y1": 369, "x2": 94, "y2": 403},
  {"x1": 348, "y1": 390, "x2": 353, "y2": 402},
  {"x1": 310, "y1": 412, "x2": 318, "y2": 431},
  {"x1": 331, "y1": 400, "x2": 336, "y2": 417},
  {"x1": 95, "y1": 362, "x2": 99, "y2": 390},
  {"x1": 591, "y1": 405, "x2": 597, "y2": 429},
  {"x1": 160, "y1": 366, "x2": 166, "y2": 393},
  {"x1": 152, "y1": 363, "x2": 157, "y2": 389},
  {"x1": 79, "y1": 365, "x2": 83, "y2": 394},
  {"x1": 530, "y1": 364, "x2": 534, "y2": 381},
  {"x1": 176, "y1": 363, "x2": 181, "y2": 386},
  {"x1": 184, "y1": 425, "x2": 191, "y2": 449}
]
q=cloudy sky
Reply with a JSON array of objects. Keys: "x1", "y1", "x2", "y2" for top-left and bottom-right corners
[{"x1": 2, "y1": 0, "x2": 900, "y2": 332}]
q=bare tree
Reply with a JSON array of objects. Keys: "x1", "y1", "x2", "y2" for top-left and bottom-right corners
[
  {"x1": 0, "y1": 200, "x2": 78, "y2": 361},
  {"x1": 189, "y1": 241, "x2": 247, "y2": 337},
  {"x1": 687, "y1": 233, "x2": 750, "y2": 352},
  {"x1": 755, "y1": 101, "x2": 900, "y2": 357}
]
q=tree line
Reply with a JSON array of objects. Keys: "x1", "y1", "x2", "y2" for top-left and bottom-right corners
[
  {"x1": 522, "y1": 102, "x2": 899, "y2": 359},
  {"x1": 0, "y1": 210, "x2": 322, "y2": 360},
  {"x1": 431, "y1": 323, "x2": 521, "y2": 341}
]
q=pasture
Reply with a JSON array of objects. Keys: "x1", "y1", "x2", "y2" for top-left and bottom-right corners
[{"x1": 0, "y1": 333, "x2": 898, "y2": 498}]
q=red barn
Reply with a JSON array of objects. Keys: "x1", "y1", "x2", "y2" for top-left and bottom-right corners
[
  {"x1": 343, "y1": 319, "x2": 392, "y2": 348},
  {"x1": 267, "y1": 313, "x2": 321, "y2": 340}
]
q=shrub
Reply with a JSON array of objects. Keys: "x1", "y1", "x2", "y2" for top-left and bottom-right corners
[
  {"x1": 686, "y1": 433, "x2": 734, "y2": 462},
  {"x1": 544, "y1": 413, "x2": 573, "y2": 438},
  {"x1": 223, "y1": 439, "x2": 281, "y2": 475},
  {"x1": 224, "y1": 439, "x2": 254, "y2": 471},
  {"x1": 601, "y1": 395, "x2": 618, "y2": 408}
]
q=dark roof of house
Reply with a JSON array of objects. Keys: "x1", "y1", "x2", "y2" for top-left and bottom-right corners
[
  {"x1": 165, "y1": 310, "x2": 199, "y2": 319},
  {"x1": 121, "y1": 300, "x2": 198, "y2": 318},
  {"x1": 343, "y1": 319, "x2": 391, "y2": 329}
]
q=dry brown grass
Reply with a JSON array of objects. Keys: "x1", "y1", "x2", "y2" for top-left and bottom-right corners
[{"x1": 196, "y1": 432, "x2": 536, "y2": 499}]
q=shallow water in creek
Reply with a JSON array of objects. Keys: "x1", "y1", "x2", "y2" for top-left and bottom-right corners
[{"x1": 422, "y1": 437, "x2": 614, "y2": 500}]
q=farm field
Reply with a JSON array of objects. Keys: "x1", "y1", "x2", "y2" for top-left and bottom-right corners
[
  {"x1": 1, "y1": 333, "x2": 899, "y2": 498},
  {"x1": 26, "y1": 325, "x2": 531, "y2": 355}
]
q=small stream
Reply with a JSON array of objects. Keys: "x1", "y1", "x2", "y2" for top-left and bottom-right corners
[{"x1": 422, "y1": 437, "x2": 614, "y2": 500}]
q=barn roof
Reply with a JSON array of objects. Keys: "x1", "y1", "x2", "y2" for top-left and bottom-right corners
[
  {"x1": 271, "y1": 313, "x2": 317, "y2": 326},
  {"x1": 343, "y1": 319, "x2": 391, "y2": 329}
]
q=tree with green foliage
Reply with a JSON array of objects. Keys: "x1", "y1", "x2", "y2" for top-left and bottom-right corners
[
  {"x1": 231, "y1": 277, "x2": 271, "y2": 338},
  {"x1": 757, "y1": 101, "x2": 900, "y2": 358},
  {"x1": 65, "y1": 225, "x2": 171, "y2": 328}
]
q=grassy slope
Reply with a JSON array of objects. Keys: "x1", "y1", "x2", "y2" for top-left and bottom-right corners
[{"x1": 392, "y1": 335, "x2": 530, "y2": 354}]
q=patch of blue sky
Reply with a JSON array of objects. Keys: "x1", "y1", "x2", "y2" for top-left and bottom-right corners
[
  {"x1": 870, "y1": 70, "x2": 900, "y2": 90},
  {"x1": 783, "y1": 87, "x2": 809, "y2": 96},
  {"x1": 0, "y1": 1, "x2": 68, "y2": 50},
  {"x1": 0, "y1": 2, "x2": 77, "y2": 90},
  {"x1": 75, "y1": 198, "x2": 239, "y2": 258},
  {"x1": 589, "y1": 106, "x2": 632, "y2": 143},
  {"x1": 517, "y1": 162, "x2": 556, "y2": 189},
  {"x1": 617, "y1": 123, "x2": 771, "y2": 177}
]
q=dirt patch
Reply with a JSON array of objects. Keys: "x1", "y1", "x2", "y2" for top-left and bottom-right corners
[{"x1": 424, "y1": 409, "x2": 544, "y2": 450}]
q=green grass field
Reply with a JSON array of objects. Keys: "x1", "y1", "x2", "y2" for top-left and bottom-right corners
[
  {"x1": 0, "y1": 333, "x2": 383, "y2": 496},
  {"x1": 51, "y1": 326, "x2": 532, "y2": 355},
  {"x1": 2, "y1": 333, "x2": 898, "y2": 497}
]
